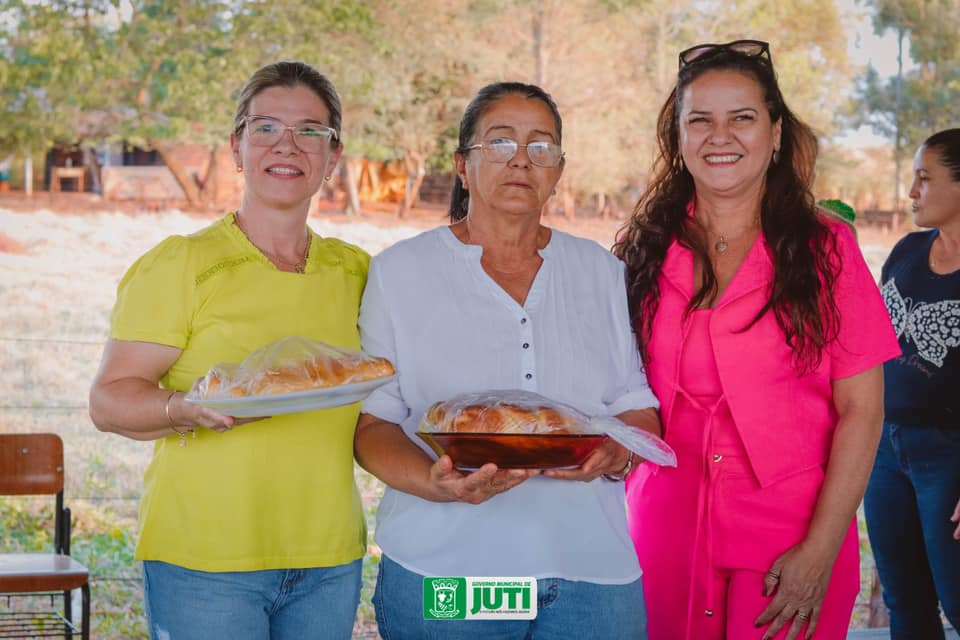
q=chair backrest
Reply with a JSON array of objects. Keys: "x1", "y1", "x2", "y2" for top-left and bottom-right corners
[{"x1": 0, "y1": 433, "x2": 65, "y2": 496}]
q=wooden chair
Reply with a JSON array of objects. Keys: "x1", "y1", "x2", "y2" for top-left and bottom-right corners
[{"x1": 0, "y1": 434, "x2": 90, "y2": 639}]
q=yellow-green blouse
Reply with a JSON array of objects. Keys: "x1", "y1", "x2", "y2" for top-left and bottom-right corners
[{"x1": 110, "y1": 214, "x2": 369, "y2": 572}]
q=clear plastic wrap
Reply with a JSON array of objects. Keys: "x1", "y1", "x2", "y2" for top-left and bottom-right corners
[
  {"x1": 419, "y1": 389, "x2": 676, "y2": 467},
  {"x1": 189, "y1": 336, "x2": 396, "y2": 400}
]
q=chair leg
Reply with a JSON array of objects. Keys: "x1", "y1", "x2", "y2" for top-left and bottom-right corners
[
  {"x1": 82, "y1": 583, "x2": 90, "y2": 640},
  {"x1": 64, "y1": 589, "x2": 73, "y2": 640}
]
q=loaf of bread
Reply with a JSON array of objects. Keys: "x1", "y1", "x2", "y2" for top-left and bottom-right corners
[
  {"x1": 241, "y1": 355, "x2": 395, "y2": 396},
  {"x1": 423, "y1": 392, "x2": 583, "y2": 435},
  {"x1": 194, "y1": 337, "x2": 395, "y2": 399}
]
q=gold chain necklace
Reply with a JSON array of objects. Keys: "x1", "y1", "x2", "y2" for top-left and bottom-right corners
[
  {"x1": 700, "y1": 216, "x2": 760, "y2": 254},
  {"x1": 234, "y1": 213, "x2": 312, "y2": 274}
]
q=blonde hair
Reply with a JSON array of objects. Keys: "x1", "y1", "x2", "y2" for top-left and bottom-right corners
[{"x1": 232, "y1": 61, "x2": 342, "y2": 148}]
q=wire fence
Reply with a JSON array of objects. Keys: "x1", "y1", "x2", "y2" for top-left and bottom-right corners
[
  {"x1": 2, "y1": 334, "x2": 157, "y2": 638},
  {"x1": 0, "y1": 334, "x2": 384, "y2": 638}
]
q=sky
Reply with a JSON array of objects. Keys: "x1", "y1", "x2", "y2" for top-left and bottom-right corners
[{"x1": 835, "y1": 0, "x2": 915, "y2": 148}]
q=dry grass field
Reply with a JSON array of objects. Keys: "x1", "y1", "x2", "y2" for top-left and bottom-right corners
[{"x1": 0, "y1": 197, "x2": 899, "y2": 638}]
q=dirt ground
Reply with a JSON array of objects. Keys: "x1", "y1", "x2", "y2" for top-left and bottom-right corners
[{"x1": 0, "y1": 190, "x2": 904, "y2": 254}]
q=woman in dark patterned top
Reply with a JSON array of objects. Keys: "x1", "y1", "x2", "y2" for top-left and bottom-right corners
[{"x1": 865, "y1": 128, "x2": 960, "y2": 640}]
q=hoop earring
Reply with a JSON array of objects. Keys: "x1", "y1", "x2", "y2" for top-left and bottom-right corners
[{"x1": 772, "y1": 149, "x2": 780, "y2": 164}]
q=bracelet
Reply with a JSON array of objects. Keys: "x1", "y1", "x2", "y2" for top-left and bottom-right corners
[
  {"x1": 163, "y1": 391, "x2": 177, "y2": 425},
  {"x1": 164, "y1": 391, "x2": 195, "y2": 447},
  {"x1": 603, "y1": 452, "x2": 635, "y2": 482}
]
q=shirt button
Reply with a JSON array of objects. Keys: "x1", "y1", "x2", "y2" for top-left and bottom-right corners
[
  {"x1": 522, "y1": 342, "x2": 530, "y2": 349},
  {"x1": 525, "y1": 373, "x2": 533, "y2": 380},
  {"x1": 713, "y1": 454, "x2": 723, "y2": 463},
  {"x1": 705, "y1": 610, "x2": 714, "y2": 617},
  {"x1": 520, "y1": 318, "x2": 527, "y2": 325}
]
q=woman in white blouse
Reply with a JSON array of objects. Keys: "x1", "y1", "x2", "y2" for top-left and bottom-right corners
[{"x1": 355, "y1": 82, "x2": 661, "y2": 639}]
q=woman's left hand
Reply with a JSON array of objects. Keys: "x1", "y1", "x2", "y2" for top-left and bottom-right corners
[
  {"x1": 542, "y1": 440, "x2": 631, "y2": 482},
  {"x1": 754, "y1": 542, "x2": 835, "y2": 640}
]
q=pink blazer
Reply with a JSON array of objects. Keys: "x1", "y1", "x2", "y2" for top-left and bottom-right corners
[{"x1": 645, "y1": 219, "x2": 901, "y2": 487}]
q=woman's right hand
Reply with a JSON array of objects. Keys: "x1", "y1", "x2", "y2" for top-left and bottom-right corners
[
  {"x1": 89, "y1": 339, "x2": 271, "y2": 441},
  {"x1": 428, "y1": 455, "x2": 539, "y2": 504},
  {"x1": 166, "y1": 390, "x2": 267, "y2": 433}
]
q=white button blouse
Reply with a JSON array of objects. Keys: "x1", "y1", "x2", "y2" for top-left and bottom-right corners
[{"x1": 360, "y1": 226, "x2": 658, "y2": 583}]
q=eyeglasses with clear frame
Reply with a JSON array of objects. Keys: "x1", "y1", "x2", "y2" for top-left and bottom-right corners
[
  {"x1": 678, "y1": 39, "x2": 771, "y2": 69},
  {"x1": 465, "y1": 137, "x2": 565, "y2": 168},
  {"x1": 240, "y1": 115, "x2": 338, "y2": 153}
]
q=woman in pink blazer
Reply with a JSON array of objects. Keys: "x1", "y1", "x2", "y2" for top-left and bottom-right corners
[{"x1": 614, "y1": 40, "x2": 901, "y2": 640}]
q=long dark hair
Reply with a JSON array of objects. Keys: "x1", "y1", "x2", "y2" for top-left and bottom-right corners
[
  {"x1": 923, "y1": 128, "x2": 960, "y2": 182},
  {"x1": 613, "y1": 48, "x2": 840, "y2": 372},
  {"x1": 449, "y1": 82, "x2": 563, "y2": 221}
]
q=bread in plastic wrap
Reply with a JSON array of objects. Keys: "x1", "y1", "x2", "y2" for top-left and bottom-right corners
[
  {"x1": 419, "y1": 389, "x2": 677, "y2": 466},
  {"x1": 422, "y1": 391, "x2": 585, "y2": 435},
  {"x1": 190, "y1": 336, "x2": 395, "y2": 399}
]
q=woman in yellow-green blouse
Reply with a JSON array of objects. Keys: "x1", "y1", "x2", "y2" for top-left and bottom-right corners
[{"x1": 89, "y1": 61, "x2": 368, "y2": 640}]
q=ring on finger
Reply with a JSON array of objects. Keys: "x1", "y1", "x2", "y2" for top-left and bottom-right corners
[
  {"x1": 796, "y1": 611, "x2": 810, "y2": 621},
  {"x1": 765, "y1": 571, "x2": 781, "y2": 580}
]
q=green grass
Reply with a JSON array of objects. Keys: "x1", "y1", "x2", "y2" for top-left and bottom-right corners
[{"x1": 0, "y1": 451, "x2": 385, "y2": 639}]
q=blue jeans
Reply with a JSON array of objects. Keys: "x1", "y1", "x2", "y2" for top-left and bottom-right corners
[
  {"x1": 142, "y1": 559, "x2": 361, "y2": 640},
  {"x1": 864, "y1": 421, "x2": 960, "y2": 639},
  {"x1": 373, "y1": 554, "x2": 648, "y2": 639}
]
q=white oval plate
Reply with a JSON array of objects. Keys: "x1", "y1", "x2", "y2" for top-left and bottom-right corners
[{"x1": 185, "y1": 375, "x2": 396, "y2": 418}]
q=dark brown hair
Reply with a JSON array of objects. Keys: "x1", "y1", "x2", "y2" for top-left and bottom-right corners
[
  {"x1": 923, "y1": 128, "x2": 960, "y2": 182},
  {"x1": 613, "y1": 48, "x2": 840, "y2": 372},
  {"x1": 233, "y1": 61, "x2": 342, "y2": 149},
  {"x1": 449, "y1": 82, "x2": 563, "y2": 221}
]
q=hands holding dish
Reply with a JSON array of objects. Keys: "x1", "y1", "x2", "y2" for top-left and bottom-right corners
[{"x1": 417, "y1": 390, "x2": 674, "y2": 477}]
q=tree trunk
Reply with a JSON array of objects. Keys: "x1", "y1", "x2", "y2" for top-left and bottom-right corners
[
  {"x1": 893, "y1": 27, "x2": 904, "y2": 224},
  {"x1": 200, "y1": 146, "x2": 220, "y2": 208},
  {"x1": 655, "y1": 11, "x2": 668, "y2": 93},
  {"x1": 532, "y1": 0, "x2": 548, "y2": 87},
  {"x1": 155, "y1": 143, "x2": 203, "y2": 209},
  {"x1": 561, "y1": 181, "x2": 574, "y2": 219},
  {"x1": 398, "y1": 153, "x2": 425, "y2": 218},
  {"x1": 596, "y1": 192, "x2": 606, "y2": 219},
  {"x1": 24, "y1": 152, "x2": 33, "y2": 197},
  {"x1": 343, "y1": 158, "x2": 362, "y2": 216},
  {"x1": 366, "y1": 161, "x2": 380, "y2": 198},
  {"x1": 82, "y1": 147, "x2": 101, "y2": 195}
]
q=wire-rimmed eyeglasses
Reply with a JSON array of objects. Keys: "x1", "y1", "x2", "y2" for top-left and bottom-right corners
[
  {"x1": 465, "y1": 138, "x2": 565, "y2": 168},
  {"x1": 678, "y1": 39, "x2": 771, "y2": 69},
  {"x1": 239, "y1": 115, "x2": 338, "y2": 153}
]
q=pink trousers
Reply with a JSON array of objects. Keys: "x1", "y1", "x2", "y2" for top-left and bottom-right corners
[{"x1": 626, "y1": 404, "x2": 860, "y2": 640}]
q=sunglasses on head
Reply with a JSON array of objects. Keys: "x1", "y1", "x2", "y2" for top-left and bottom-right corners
[{"x1": 678, "y1": 39, "x2": 771, "y2": 69}]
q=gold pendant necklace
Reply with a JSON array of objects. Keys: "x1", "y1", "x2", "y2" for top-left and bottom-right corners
[
  {"x1": 234, "y1": 213, "x2": 311, "y2": 273},
  {"x1": 703, "y1": 217, "x2": 760, "y2": 254}
]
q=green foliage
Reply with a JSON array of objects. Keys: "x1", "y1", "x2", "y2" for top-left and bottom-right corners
[
  {"x1": 73, "y1": 529, "x2": 139, "y2": 577},
  {"x1": 0, "y1": 499, "x2": 52, "y2": 550},
  {"x1": 2, "y1": 0, "x2": 858, "y2": 207},
  {"x1": 0, "y1": 0, "x2": 373, "y2": 152},
  {"x1": 856, "y1": 64, "x2": 960, "y2": 152},
  {"x1": 855, "y1": 0, "x2": 960, "y2": 156}
]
